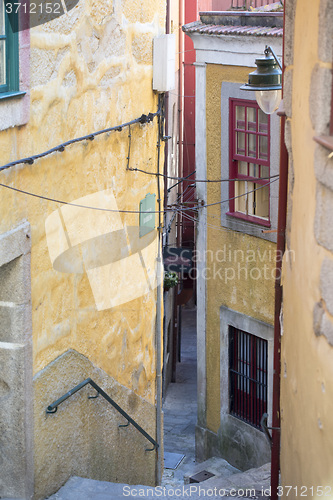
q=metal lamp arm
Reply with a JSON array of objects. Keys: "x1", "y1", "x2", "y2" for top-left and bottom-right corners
[{"x1": 265, "y1": 45, "x2": 282, "y2": 71}]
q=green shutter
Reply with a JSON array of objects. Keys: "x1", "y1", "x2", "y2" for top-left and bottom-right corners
[
  {"x1": 7, "y1": 7, "x2": 19, "y2": 92},
  {"x1": 0, "y1": 0, "x2": 7, "y2": 91},
  {"x1": 0, "y1": 3, "x2": 19, "y2": 94}
]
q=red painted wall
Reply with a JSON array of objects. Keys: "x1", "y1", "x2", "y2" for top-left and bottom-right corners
[
  {"x1": 211, "y1": 0, "x2": 231, "y2": 9},
  {"x1": 182, "y1": 0, "x2": 213, "y2": 251}
]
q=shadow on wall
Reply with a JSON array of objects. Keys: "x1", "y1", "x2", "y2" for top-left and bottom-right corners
[{"x1": 45, "y1": 189, "x2": 160, "y2": 311}]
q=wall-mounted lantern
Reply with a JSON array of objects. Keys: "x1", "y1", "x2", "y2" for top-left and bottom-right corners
[{"x1": 240, "y1": 46, "x2": 282, "y2": 114}]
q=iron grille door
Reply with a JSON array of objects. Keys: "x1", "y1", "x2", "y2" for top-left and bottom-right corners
[{"x1": 229, "y1": 326, "x2": 267, "y2": 428}]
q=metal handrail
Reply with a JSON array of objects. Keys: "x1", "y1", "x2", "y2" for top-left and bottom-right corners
[{"x1": 46, "y1": 378, "x2": 158, "y2": 452}]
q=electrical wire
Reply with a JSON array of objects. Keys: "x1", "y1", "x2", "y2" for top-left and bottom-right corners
[
  {"x1": 129, "y1": 166, "x2": 279, "y2": 184},
  {"x1": 0, "y1": 175, "x2": 279, "y2": 215},
  {"x1": 0, "y1": 182, "x2": 166, "y2": 214},
  {"x1": 167, "y1": 170, "x2": 196, "y2": 192},
  {"x1": 0, "y1": 112, "x2": 159, "y2": 174},
  {"x1": 175, "y1": 193, "x2": 284, "y2": 236},
  {"x1": 198, "y1": 177, "x2": 279, "y2": 210},
  {"x1": 174, "y1": 207, "x2": 250, "y2": 236}
]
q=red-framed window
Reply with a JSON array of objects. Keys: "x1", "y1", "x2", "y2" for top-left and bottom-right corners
[
  {"x1": 229, "y1": 326, "x2": 268, "y2": 429},
  {"x1": 228, "y1": 98, "x2": 271, "y2": 227}
]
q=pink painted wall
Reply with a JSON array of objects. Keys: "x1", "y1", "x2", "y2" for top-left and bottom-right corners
[{"x1": 211, "y1": 0, "x2": 232, "y2": 9}]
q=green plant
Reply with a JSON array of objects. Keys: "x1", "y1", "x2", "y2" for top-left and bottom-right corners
[{"x1": 164, "y1": 271, "x2": 179, "y2": 290}]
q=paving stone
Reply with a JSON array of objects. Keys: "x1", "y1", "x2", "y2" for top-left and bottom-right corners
[{"x1": 184, "y1": 456, "x2": 239, "y2": 484}]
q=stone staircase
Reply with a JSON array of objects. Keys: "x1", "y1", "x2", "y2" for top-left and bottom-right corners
[{"x1": 47, "y1": 458, "x2": 271, "y2": 499}]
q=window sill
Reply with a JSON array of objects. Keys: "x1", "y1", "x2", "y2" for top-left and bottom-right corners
[
  {"x1": 313, "y1": 135, "x2": 333, "y2": 152},
  {"x1": 226, "y1": 211, "x2": 271, "y2": 228},
  {"x1": 0, "y1": 90, "x2": 26, "y2": 101}
]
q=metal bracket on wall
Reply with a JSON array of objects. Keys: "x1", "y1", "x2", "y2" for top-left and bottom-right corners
[
  {"x1": 260, "y1": 413, "x2": 281, "y2": 448},
  {"x1": 119, "y1": 420, "x2": 130, "y2": 428}
]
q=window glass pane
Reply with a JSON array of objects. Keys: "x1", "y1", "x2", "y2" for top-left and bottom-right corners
[
  {"x1": 247, "y1": 107, "x2": 256, "y2": 131},
  {"x1": 237, "y1": 161, "x2": 247, "y2": 176},
  {"x1": 234, "y1": 180, "x2": 247, "y2": 214},
  {"x1": 258, "y1": 108, "x2": 268, "y2": 133},
  {"x1": 249, "y1": 163, "x2": 259, "y2": 178},
  {"x1": 0, "y1": 40, "x2": 6, "y2": 86},
  {"x1": 247, "y1": 181, "x2": 254, "y2": 215},
  {"x1": 248, "y1": 134, "x2": 256, "y2": 158},
  {"x1": 237, "y1": 132, "x2": 245, "y2": 155},
  {"x1": 236, "y1": 106, "x2": 245, "y2": 130},
  {"x1": 0, "y1": 0, "x2": 5, "y2": 35},
  {"x1": 259, "y1": 135, "x2": 268, "y2": 160},
  {"x1": 254, "y1": 183, "x2": 269, "y2": 219},
  {"x1": 260, "y1": 165, "x2": 269, "y2": 179}
]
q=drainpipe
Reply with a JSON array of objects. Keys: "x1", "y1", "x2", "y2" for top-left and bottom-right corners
[
  {"x1": 179, "y1": 0, "x2": 184, "y2": 186},
  {"x1": 270, "y1": 111, "x2": 288, "y2": 500},
  {"x1": 271, "y1": 3, "x2": 288, "y2": 497},
  {"x1": 164, "y1": 0, "x2": 170, "y2": 213},
  {"x1": 156, "y1": 94, "x2": 164, "y2": 485}
]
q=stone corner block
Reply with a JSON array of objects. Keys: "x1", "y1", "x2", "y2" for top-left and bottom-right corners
[
  {"x1": 318, "y1": 0, "x2": 333, "y2": 63},
  {"x1": 283, "y1": 0, "x2": 296, "y2": 67},
  {"x1": 313, "y1": 300, "x2": 333, "y2": 346},
  {"x1": 0, "y1": 221, "x2": 31, "y2": 268},
  {"x1": 314, "y1": 145, "x2": 333, "y2": 192},
  {"x1": 283, "y1": 69, "x2": 293, "y2": 119},
  {"x1": 320, "y1": 258, "x2": 333, "y2": 317},
  {"x1": 310, "y1": 64, "x2": 332, "y2": 136},
  {"x1": 314, "y1": 181, "x2": 333, "y2": 253}
]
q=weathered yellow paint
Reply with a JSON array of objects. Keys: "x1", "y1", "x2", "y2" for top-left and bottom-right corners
[
  {"x1": 205, "y1": 64, "x2": 276, "y2": 433},
  {"x1": 281, "y1": 0, "x2": 333, "y2": 493},
  {"x1": 0, "y1": 0, "x2": 166, "y2": 404}
]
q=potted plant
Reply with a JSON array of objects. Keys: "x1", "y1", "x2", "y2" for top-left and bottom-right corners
[{"x1": 164, "y1": 271, "x2": 179, "y2": 291}]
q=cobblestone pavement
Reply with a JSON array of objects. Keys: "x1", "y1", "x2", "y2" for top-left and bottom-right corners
[{"x1": 162, "y1": 307, "x2": 198, "y2": 488}]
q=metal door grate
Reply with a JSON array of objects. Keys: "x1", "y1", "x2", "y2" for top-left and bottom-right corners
[{"x1": 229, "y1": 326, "x2": 267, "y2": 428}]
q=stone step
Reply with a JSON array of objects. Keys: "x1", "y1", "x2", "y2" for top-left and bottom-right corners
[
  {"x1": 47, "y1": 475, "x2": 266, "y2": 500},
  {"x1": 47, "y1": 462, "x2": 271, "y2": 499},
  {"x1": 47, "y1": 477, "x2": 151, "y2": 500},
  {"x1": 199, "y1": 462, "x2": 271, "y2": 497},
  {"x1": 45, "y1": 476, "x2": 229, "y2": 499}
]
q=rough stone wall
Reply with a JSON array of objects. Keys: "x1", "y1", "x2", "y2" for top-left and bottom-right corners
[
  {"x1": 0, "y1": 0, "x2": 166, "y2": 496},
  {"x1": 281, "y1": 0, "x2": 333, "y2": 493},
  {"x1": 0, "y1": 222, "x2": 34, "y2": 499},
  {"x1": 34, "y1": 350, "x2": 157, "y2": 499}
]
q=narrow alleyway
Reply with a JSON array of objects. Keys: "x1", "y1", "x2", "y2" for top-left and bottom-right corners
[{"x1": 162, "y1": 307, "x2": 198, "y2": 487}]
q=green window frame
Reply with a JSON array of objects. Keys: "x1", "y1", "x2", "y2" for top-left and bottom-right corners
[{"x1": 0, "y1": 1, "x2": 19, "y2": 95}]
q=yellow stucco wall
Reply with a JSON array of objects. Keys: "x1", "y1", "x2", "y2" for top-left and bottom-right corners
[
  {"x1": 0, "y1": 0, "x2": 166, "y2": 404},
  {"x1": 205, "y1": 64, "x2": 276, "y2": 433},
  {"x1": 281, "y1": 0, "x2": 333, "y2": 493}
]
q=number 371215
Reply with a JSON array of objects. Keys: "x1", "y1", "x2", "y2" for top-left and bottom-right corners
[{"x1": 277, "y1": 486, "x2": 332, "y2": 497}]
